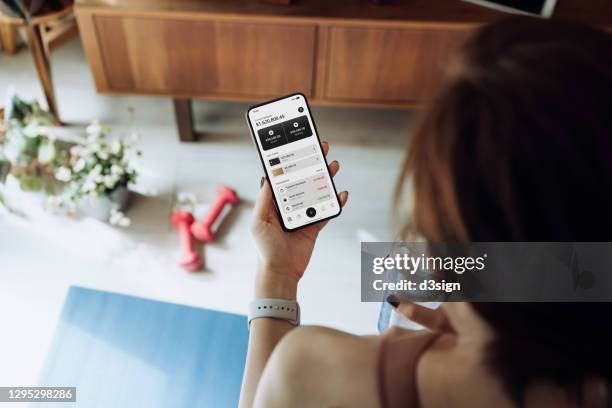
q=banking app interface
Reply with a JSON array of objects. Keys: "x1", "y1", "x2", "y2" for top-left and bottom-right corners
[{"x1": 249, "y1": 95, "x2": 340, "y2": 229}]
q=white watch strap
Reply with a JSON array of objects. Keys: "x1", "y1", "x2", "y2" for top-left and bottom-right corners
[{"x1": 248, "y1": 298, "x2": 300, "y2": 328}]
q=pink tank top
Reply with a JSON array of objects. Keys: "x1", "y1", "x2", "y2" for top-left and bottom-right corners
[{"x1": 378, "y1": 327, "x2": 440, "y2": 408}]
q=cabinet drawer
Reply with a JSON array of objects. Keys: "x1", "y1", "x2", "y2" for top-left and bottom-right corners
[
  {"x1": 94, "y1": 16, "x2": 316, "y2": 97},
  {"x1": 324, "y1": 27, "x2": 469, "y2": 103}
]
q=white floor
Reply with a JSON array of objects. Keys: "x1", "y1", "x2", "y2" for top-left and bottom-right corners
[{"x1": 0, "y1": 38, "x2": 414, "y2": 387}]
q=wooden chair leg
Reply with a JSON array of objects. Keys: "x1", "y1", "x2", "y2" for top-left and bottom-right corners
[
  {"x1": 25, "y1": 24, "x2": 61, "y2": 124},
  {"x1": 173, "y1": 98, "x2": 196, "y2": 142},
  {"x1": 0, "y1": 22, "x2": 19, "y2": 54},
  {"x1": 41, "y1": 19, "x2": 79, "y2": 56}
]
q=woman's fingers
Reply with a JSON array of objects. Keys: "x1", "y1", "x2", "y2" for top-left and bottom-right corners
[
  {"x1": 321, "y1": 142, "x2": 337, "y2": 176},
  {"x1": 328, "y1": 160, "x2": 339, "y2": 177},
  {"x1": 252, "y1": 176, "x2": 274, "y2": 225},
  {"x1": 338, "y1": 190, "x2": 349, "y2": 207},
  {"x1": 322, "y1": 141, "x2": 329, "y2": 157},
  {"x1": 390, "y1": 300, "x2": 453, "y2": 333}
]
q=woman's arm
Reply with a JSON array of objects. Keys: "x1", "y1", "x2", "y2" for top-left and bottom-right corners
[
  {"x1": 238, "y1": 142, "x2": 348, "y2": 407},
  {"x1": 238, "y1": 270, "x2": 298, "y2": 408},
  {"x1": 253, "y1": 326, "x2": 382, "y2": 408}
]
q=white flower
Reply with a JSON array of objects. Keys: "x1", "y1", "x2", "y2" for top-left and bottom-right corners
[
  {"x1": 93, "y1": 164, "x2": 102, "y2": 174},
  {"x1": 55, "y1": 167, "x2": 72, "y2": 182},
  {"x1": 103, "y1": 175, "x2": 116, "y2": 189},
  {"x1": 110, "y1": 164, "x2": 124, "y2": 175},
  {"x1": 79, "y1": 146, "x2": 92, "y2": 156},
  {"x1": 83, "y1": 180, "x2": 96, "y2": 193},
  {"x1": 94, "y1": 174, "x2": 104, "y2": 183},
  {"x1": 110, "y1": 139, "x2": 122, "y2": 155},
  {"x1": 109, "y1": 208, "x2": 131, "y2": 228},
  {"x1": 73, "y1": 158, "x2": 86, "y2": 172},
  {"x1": 37, "y1": 139, "x2": 56, "y2": 164},
  {"x1": 86, "y1": 120, "x2": 103, "y2": 139},
  {"x1": 70, "y1": 145, "x2": 82, "y2": 156},
  {"x1": 109, "y1": 210, "x2": 122, "y2": 225},
  {"x1": 3, "y1": 128, "x2": 26, "y2": 162},
  {"x1": 97, "y1": 149, "x2": 109, "y2": 160}
]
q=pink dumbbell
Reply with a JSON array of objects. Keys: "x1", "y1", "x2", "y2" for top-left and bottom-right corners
[
  {"x1": 170, "y1": 210, "x2": 203, "y2": 272},
  {"x1": 191, "y1": 185, "x2": 239, "y2": 242}
]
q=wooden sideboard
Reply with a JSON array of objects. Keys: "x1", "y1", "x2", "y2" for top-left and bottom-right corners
[{"x1": 75, "y1": 0, "x2": 612, "y2": 141}]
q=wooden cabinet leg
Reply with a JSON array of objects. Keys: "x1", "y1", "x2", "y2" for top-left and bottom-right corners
[
  {"x1": 25, "y1": 24, "x2": 60, "y2": 124},
  {"x1": 0, "y1": 22, "x2": 19, "y2": 55},
  {"x1": 173, "y1": 98, "x2": 196, "y2": 142}
]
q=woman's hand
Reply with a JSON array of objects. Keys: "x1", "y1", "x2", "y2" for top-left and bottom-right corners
[
  {"x1": 250, "y1": 142, "x2": 349, "y2": 299},
  {"x1": 387, "y1": 296, "x2": 454, "y2": 333}
]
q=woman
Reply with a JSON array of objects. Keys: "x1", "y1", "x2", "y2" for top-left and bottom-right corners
[{"x1": 240, "y1": 17, "x2": 612, "y2": 408}]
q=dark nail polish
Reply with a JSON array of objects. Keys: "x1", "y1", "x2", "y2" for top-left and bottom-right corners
[
  {"x1": 260, "y1": 177, "x2": 265, "y2": 188},
  {"x1": 386, "y1": 294, "x2": 400, "y2": 308}
]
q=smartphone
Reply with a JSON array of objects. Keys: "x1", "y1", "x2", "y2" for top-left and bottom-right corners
[{"x1": 246, "y1": 93, "x2": 342, "y2": 231}]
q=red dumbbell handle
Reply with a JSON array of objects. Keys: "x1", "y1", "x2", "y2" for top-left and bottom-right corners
[
  {"x1": 201, "y1": 197, "x2": 229, "y2": 228},
  {"x1": 177, "y1": 221, "x2": 196, "y2": 261}
]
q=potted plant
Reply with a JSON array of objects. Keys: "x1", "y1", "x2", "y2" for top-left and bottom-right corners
[
  {"x1": 1, "y1": 93, "x2": 141, "y2": 227},
  {"x1": 49, "y1": 119, "x2": 140, "y2": 226},
  {"x1": 0, "y1": 93, "x2": 65, "y2": 207}
]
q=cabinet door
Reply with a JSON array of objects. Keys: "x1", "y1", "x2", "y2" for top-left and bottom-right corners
[
  {"x1": 94, "y1": 16, "x2": 316, "y2": 97},
  {"x1": 324, "y1": 27, "x2": 469, "y2": 103}
]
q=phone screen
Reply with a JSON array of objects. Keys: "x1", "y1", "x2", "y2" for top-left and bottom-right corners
[{"x1": 246, "y1": 93, "x2": 342, "y2": 230}]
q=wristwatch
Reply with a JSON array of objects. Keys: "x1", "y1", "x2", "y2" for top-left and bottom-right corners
[{"x1": 248, "y1": 298, "x2": 300, "y2": 329}]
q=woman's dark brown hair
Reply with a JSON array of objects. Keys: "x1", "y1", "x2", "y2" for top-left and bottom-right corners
[{"x1": 395, "y1": 16, "x2": 612, "y2": 406}]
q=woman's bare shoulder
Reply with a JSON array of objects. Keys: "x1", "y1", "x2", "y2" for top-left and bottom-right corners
[{"x1": 254, "y1": 326, "x2": 383, "y2": 408}]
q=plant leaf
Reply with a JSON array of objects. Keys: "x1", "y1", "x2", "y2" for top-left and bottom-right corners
[
  {"x1": 19, "y1": 175, "x2": 42, "y2": 192},
  {"x1": 0, "y1": 156, "x2": 11, "y2": 183}
]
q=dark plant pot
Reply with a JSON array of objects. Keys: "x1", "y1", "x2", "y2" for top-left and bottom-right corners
[{"x1": 110, "y1": 186, "x2": 133, "y2": 212}]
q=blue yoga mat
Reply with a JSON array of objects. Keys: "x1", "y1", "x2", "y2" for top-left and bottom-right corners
[{"x1": 36, "y1": 286, "x2": 248, "y2": 408}]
